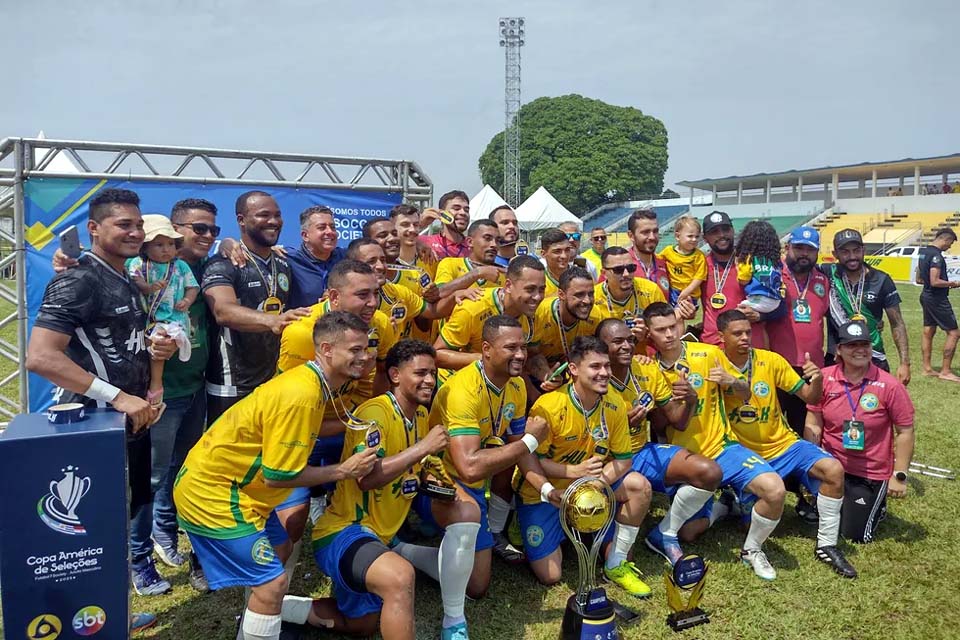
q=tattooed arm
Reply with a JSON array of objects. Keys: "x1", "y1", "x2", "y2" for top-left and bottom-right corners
[{"x1": 885, "y1": 303, "x2": 910, "y2": 386}]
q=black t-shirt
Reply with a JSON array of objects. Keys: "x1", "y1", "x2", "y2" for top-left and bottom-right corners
[
  {"x1": 201, "y1": 251, "x2": 292, "y2": 398},
  {"x1": 34, "y1": 253, "x2": 149, "y2": 406},
  {"x1": 918, "y1": 245, "x2": 949, "y2": 299},
  {"x1": 820, "y1": 263, "x2": 901, "y2": 357}
]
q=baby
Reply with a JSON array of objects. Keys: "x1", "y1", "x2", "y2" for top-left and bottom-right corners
[
  {"x1": 659, "y1": 216, "x2": 707, "y2": 308},
  {"x1": 127, "y1": 214, "x2": 199, "y2": 417}
]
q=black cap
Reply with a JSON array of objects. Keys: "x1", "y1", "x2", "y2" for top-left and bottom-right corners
[
  {"x1": 702, "y1": 211, "x2": 732, "y2": 234},
  {"x1": 837, "y1": 320, "x2": 870, "y2": 345},
  {"x1": 833, "y1": 228, "x2": 863, "y2": 250}
]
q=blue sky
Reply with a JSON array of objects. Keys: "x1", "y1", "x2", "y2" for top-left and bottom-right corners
[{"x1": 4, "y1": 0, "x2": 955, "y2": 204}]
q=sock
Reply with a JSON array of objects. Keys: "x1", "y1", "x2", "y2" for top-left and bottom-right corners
[
  {"x1": 236, "y1": 588, "x2": 252, "y2": 640},
  {"x1": 280, "y1": 595, "x2": 313, "y2": 625},
  {"x1": 659, "y1": 486, "x2": 714, "y2": 537},
  {"x1": 742, "y1": 506, "x2": 780, "y2": 553},
  {"x1": 393, "y1": 541, "x2": 440, "y2": 582},
  {"x1": 487, "y1": 494, "x2": 510, "y2": 535},
  {"x1": 816, "y1": 494, "x2": 843, "y2": 548},
  {"x1": 439, "y1": 522, "x2": 480, "y2": 628},
  {"x1": 605, "y1": 522, "x2": 639, "y2": 570},
  {"x1": 242, "y1": 610, "x2": 281, "y2": 640},
  {"x1": 283, "y1": 540, "x2": 301, "y2": 588},
  {"x1": 708, "y1": 500, "x2": 729, "y2": 526}
]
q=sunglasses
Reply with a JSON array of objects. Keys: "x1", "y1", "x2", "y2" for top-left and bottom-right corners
[
  {"x1": 565, "y1": 232, "x2": 582, "y2": 242},
  {"x1": 604, "y1": 263, "x2": 638, "y2": 276},
  {"x1": 592, "y1": 235, "x2": 607, "y2": 242},
  {"x1": 174, "y1": 222, "x2": 221, "y2": 237}
]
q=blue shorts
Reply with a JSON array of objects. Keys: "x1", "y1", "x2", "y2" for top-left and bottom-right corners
[
  {"x1": 274, "y1": 434, "x2": 346, "y2": 512},
  {"x1": 518, "y1": 501, "x2": 616, "y2": 562},
  {"x1": 668, "y1": 288, "x2": 700, "y2": 310},
  {"x1": 413, "y1": 481, "x2": 493, "y2": 551},
  {"x1": 631, "y1": 443, "x2": 683, "y2": 495},
  {"x1": 688, "y1": 444, "x2": 777, "y2": 522},
  {"x1": 312, "y1": 524, "x2": 383, "y2": 619},
  {"x1": 766, "y1": 440, "x2": 832, "y2": 496},
  {"x1": 185, "y1": 512, "x2": 288, "y2": 590}
]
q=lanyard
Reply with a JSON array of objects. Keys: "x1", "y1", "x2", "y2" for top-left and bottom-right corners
[
  {"x1": 241, "y1": 243, "x2": 277, "y2": 298},
  {"x1": 735, "y1": 350, "x2": 753, "y2": 390},
  {"x1": 712, "y1": 257, "x2": 734, "y2": 294},
  {"x1": 379, "y1": 286, "x2": 395, "y2": 307},
  {"x1": 495, "y1": 289, "x2": 534, "y2": 344},
  {"x1": 386, "y1": 391, "x2": 419, "y2": 471},
  {"x1": 144, "y1": 260, "x2": 174, "y2": 320},
  {"x1": 843, "y1": 380, "x2": 868, "y2": 420},
  {"x1": 627, "y1": 367, "x2": 645, "y2": 400},
  {"x1": 551, "y1": 298, "x2": 577, "y2": 358},
  {"x1": 657, "y1": 342, "x2": 688, "y2": 373},
  {"x1": 789, "y1": 271, "x2": 812, "y2": 301},
  {"x1": 478, "y1": 362, "x2": 508, "y2": 439},
  {"x1": 602, "y1": 282, "x2": 640, "y2": 317},
  {"x1": 571, "y1": 385, "x2": 607, "y2": 442},
  {"x1": 441, "y1": 234, "x2": 469, "y2": 258},
  {"x1": 841, "y1": 269, "x2": 866, "y2": 317},
  {"x1": 632, "y1": 247, "x2": 660, "y2": 284}
]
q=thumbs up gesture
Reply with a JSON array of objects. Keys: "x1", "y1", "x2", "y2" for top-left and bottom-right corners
[
  {"x1": 707, "y1": 356, "x2": 736, "y2": 386},
  {"x1": 801, "y1": 351, "x2": 821, "y2": 383}
]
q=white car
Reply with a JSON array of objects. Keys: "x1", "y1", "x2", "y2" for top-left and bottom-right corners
[{"x1": 883, "y1": 246, "x2": 922, "y2": 257}]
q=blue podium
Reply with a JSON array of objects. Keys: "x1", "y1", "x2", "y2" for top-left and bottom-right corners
[{"x1": 0, "y1": 410, "x2": 130, "y2": 639}]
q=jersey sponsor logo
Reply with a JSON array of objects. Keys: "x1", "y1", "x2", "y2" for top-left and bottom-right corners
[
  {"x1": 251, "y1": 537, "x2": 276, "y2": 565},
  {"x1": 279, "y1": 439, "x2": 309, "y2": 449},
  {"x1": 113, "y1": 305, "x2": 129, "y2": 314},
  {"x1": 525, "y1": 525, "x2": 544, "y2": 548},
  {"x1": 277, "y1": 273, "x2": 290, "y2": 292},
  {"x1": 247, "y1": 281, "x2": 262, "y2": 288},
  {"x1": 688, "y1": 373, "x2": 704, "y2": 389},
  {"x1": 752, "y1": 381, "x2": 771, "y2": 398},
  {"x1": 860, "y1": 393, "x2": 880, "y2": 412}
]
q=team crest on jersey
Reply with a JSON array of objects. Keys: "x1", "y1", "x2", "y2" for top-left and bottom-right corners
[
  {"x1": 659, "y1": 276, "x2": 670, "y2": 291},
  {"x1": 814, "y1": 282, "x2": 826, "y2": 297},
  {"x1": 525, "y1": 525, "x2": 544, "y2": 548},
  {"x1": 502, "y1": 403, "x2": 516, "y2": 422},
  {"x1": 688, "y1": 373, "x2": 704, "y2": 389},
  {"x1": 860, "y1": 393, "x2": 879, "y2": 411},
  {"x1": 251, "y1": 537, "x2": 276, "y2": 565},
  {"x1": 277, "y1": 273, "x2": 290, "y2": 292},
  {"x1": 753, "y1": 381, "x2": 771, "y2": 398}
]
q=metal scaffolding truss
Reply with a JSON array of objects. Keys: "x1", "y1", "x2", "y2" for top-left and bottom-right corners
[{"x1": 0, "y1": 137, "x2": 434, "y2": 421}]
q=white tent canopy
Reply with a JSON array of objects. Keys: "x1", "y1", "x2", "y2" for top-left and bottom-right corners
[
  {"x1": 514, "y1": 186, "x2": 580, "y2": 231},
  {"x1": 469, "y1": 185, "x2": 510, "y2": 220}
]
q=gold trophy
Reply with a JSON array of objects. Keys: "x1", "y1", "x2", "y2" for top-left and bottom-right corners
[
  {"x1": 559, "y1": 477, "x2": 620, "y2": 640},
  {"x1": 664, "y1": 554, "x2": 709, "y2": 631}
]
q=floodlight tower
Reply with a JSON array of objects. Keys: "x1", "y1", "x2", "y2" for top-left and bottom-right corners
[{"x1": 499, "y1": 17, "x2": 524, "y2": 207}]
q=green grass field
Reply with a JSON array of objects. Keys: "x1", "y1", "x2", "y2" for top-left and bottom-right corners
[{"x1": 7, "y1": 284, "x2": 960, "y2": 640}]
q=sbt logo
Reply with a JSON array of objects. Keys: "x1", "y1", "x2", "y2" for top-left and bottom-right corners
[{"x1": 72, "y1": 606, "x2": 106, "y2": 636}]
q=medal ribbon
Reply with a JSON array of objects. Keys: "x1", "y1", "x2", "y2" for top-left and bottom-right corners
[
  {"x1": 632, "y1": 247, "x2": 661, "y2": 286},
  {"x1": 144, "y1": 260, "x2": 174, "y2": 321},
  {"x1": 712, "y1": 257, "x2": 734, "y2": 296},
  {"x1": 571, "y1": 385, "x2": 607, "y2": 443},
  {"x1": 551, "y1": 298, "x2": 577, "y2": 358},
  {"x1": 387, "y1": 391, "x2": 419, "y2": 472},
  {"x1": 841, "y1": 269, "x2": 866, "y2": 318},
  {"x1": 241, "y1": 242, "x2": 278, "y2": 298},
  {"x1": 788, "y1": 271, "x2": 812, "y2": 301},
  {"x1": 478, "y1": 362, "x2": 508, "y2": 440},
  {"x1": 602, "y1": 282, "x2": 640, "y2": 318}
]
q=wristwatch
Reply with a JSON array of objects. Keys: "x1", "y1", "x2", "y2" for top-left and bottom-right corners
[{"x1": 894, "y1": 470, "x2": 908, "y2": 482}]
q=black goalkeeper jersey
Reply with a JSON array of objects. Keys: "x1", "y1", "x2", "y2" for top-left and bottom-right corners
[
  {"x1": 201, "y1": 251, "x2": 292, "y2": 398},
  {"x1": 34, "y1": 252, "x2": 150, "y2": 406}
]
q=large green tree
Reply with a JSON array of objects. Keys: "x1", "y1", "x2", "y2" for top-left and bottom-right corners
[{"x1": 478, "y1": 94, "x2": 668, "y2": 215}]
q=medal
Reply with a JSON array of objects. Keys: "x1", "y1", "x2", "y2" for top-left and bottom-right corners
[
  {"x1": 400, "y1": 473, "x2": 419, "y2": 500},
  {"x1": 484, "y1": 434, "x2": 505, "y2": 448},
  {"x1": 516, "y1": 240, "x2": 529, "y2": 256},
  {"x1": 737, "y1": 404, "x2": 759, "y2": 423},
  {"x1": 637, "y1": 391, "x2": 654, "y2": 409},
  {"x1": 391, "y1": 303, "x2": 407, "y2": 321},
  {"x1": 675, "y1": 362, "x2": 690, "y2": 376},
  {"x1": 709, "y1": 292, "x2": 727, "y2": 309},
  {"x1": 850, "y1": 314, "x2": 866, "y2": 322},
  {"x1": 419, "y1": 272, "x2": 431, "y2": 287},
  {"x1": 438, "y1": 209, "x2": 455, "y2": 225},
  {"x1": 594, "y1": 439, "x2": 610, "y2": 459},
  {"x1": 262, "y1": 296, "x2": 282, "y2": 315},
  {"x1": 710, "y1": 257, "x2": 735, "y2": 311}
]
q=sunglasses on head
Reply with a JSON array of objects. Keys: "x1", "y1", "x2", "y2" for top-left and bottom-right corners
[
  {"x1": 605, "y1": 263, "x2": 638, "y2": 276},
  {"x1": 174, "y1": 222, "x2": 221, "y2": 237},
  {"x1": 565, "y1": 232, "x2": 582, "y2": 242}
]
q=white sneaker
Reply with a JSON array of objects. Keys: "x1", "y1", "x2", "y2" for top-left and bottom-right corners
[{"x1": 741, "y1": 548, "x2": 777, "y2": 581}]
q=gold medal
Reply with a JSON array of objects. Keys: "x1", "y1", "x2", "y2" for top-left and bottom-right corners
[
  {"x1": 594, "y1": 439, "x2": 610, "y2": 459},
  {"x1": 438, "y1": 209, "x2": 455, "y2": 225},
  {"x1": 262, "y1": 296, "x2": 282, "y2": 315},
  {"x1": 484, "y1": 434, "x2": 506, "y2": 449},
  {"x1": 400, "y1": 473, "x2": 419, "y2": 500},
  {"x1": 737, "y1": 404, "x2": 759, "y2": 423},
  {"x1": 637, "y1": 391, "x2": 654, "y2": 409},
  {"x1": 515, "y1": 240, "x2": 529, "y2": 256},
  {"x1": 850, "y1": 314, "x2": 866, "y2": 322},
  {"x1": 709, "y1": 292, "x2": 727, "y2": 309},
  {"x1": 391, "y1": 303, "x2": 407, "y2": 321}
]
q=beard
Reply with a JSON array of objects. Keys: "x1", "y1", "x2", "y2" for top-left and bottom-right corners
[{"x1": 786, "y1": 256, "x2": 813, "y2": 274}]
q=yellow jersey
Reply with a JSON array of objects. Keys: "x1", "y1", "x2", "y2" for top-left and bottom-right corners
[
  {"x1": 533, "y1": 296, "x2": 605, "y2": 364},
  {"x1": 722, "y1": 348, "x2": 805, "y2": 461},
  {"x1": 435, "y1": 257, "x2": 503, "y2": 289},
  {"x1": 544, "y1": 270, "x2": 562, "y2": 298},
  {"x1": 658, "y1": 246, "x2": 707, "y2": 297},
  {"x1": 430, "y1": 361, "x2": 527, "y2": 489},
  {"x1": 580, "y1": 248, "x2": 603, "y2": 275},
  {"x1": 378, "y1": 281, "x2": 426, "y2": 340},
  {"x1": 593, "y1": 279, "x2": 666, "y2": 322},
  {"x1": 658, "y1": 342, "x2": 737, "y2": 459},
  {"x1": 438, "y1": 287, "x2": 536, "y2": 352},
  {"x1": 389, "y1": 263, "x2": 436, "y2": 344},
  {"x1": 518, "y1": 384, "x2": 632, "y2": 505},
  {"x1": 608, "y1": 360, "x2": 673, "y2": 453},
  {"x1": 174, "y1": 362, "x2": 328, "y2": 539},
  {"x1": 278, "y1": 299, "x2": 396, "y2": 403},
  {"x1": 312, "y1": 392, "x2": 429, "y2": 546}
]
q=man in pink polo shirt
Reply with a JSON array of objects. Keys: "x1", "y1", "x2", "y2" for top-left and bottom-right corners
[
  {"x1": 420, "y1": 190, "x2": 471, "y2": 260},
  {"x1": 626, "y1": 208, "x2": 671, "y2": 298},
  {"x1": 804, "y1": 320, "x2": 915, "y2": 544}
]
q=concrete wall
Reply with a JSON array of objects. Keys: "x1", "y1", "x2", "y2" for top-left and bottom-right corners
[{"x1": 834, "y1": 193, "x2": 960, "y2": 214}]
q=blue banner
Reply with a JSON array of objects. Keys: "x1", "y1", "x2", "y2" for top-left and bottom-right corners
[{"x1": 25, "y1": 177, "x2": 401, "y2": 411}]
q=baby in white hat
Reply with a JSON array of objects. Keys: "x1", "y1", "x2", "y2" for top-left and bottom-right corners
[{"x1": 127, "y1": 214, "x2": 199, "y2": 417}]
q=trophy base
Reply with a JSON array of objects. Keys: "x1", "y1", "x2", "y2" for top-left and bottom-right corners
[
  {"x1": 666, "y1": 608, "x2": 710, "y2": 632},
  {"x1": 561, "y1": 590, "x2": 618, "y2": 640}
]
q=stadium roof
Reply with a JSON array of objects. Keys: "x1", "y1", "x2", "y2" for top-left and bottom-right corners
[{"x1": 678, "y1": 153, "x2": 960, "y2": 192}]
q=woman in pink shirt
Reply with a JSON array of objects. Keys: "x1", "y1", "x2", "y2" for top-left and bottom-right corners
[{"x1": 804, "y1": 320, "x2": 915, "y2": 544}]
